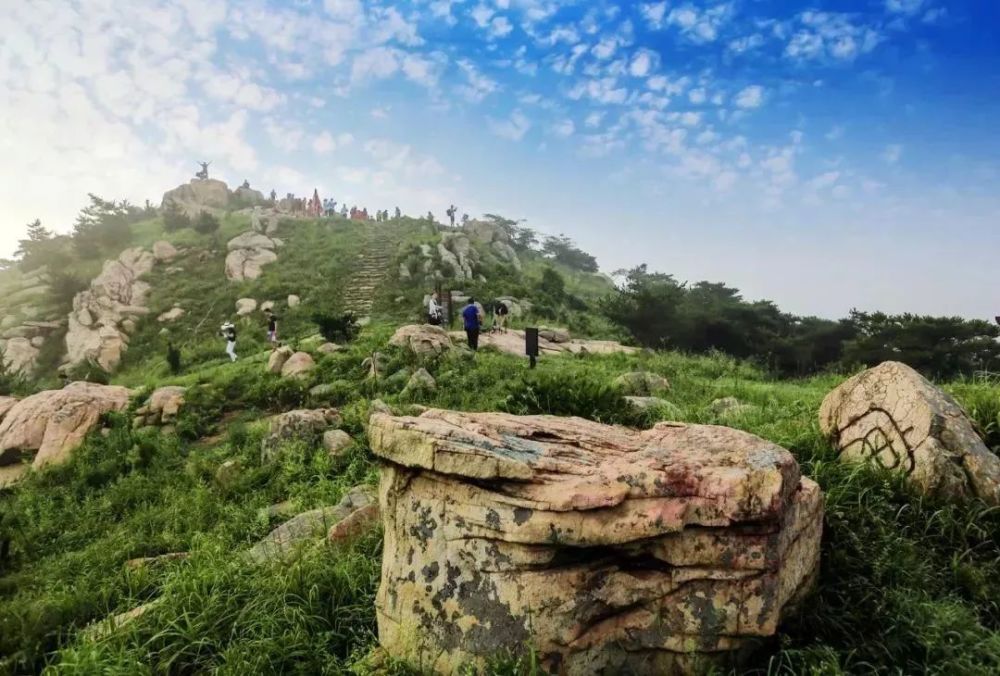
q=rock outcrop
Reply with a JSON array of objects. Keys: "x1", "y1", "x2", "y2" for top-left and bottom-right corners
[
  {"x1": 0, "y1": 267, "x2": 65, "y2": 374},
  {"x1": 235, "y1": 298, "x2": 257, "y2": 316},
  {"x1": 819, "y1": 361, "x2": 1000, "y2": 504},
  {"x1": 64, "y1": 248, "x2": 156, "y2": 372},
  {"x1": 0, "y1": 382, "x2": 130, "y2": 475},
  {"x1": 371, "y1": 410, "x2": 823, "y2": 674},
  {"x1": 450, "y1": 329, "x2": 638, "y2": 357},
  {"x1": 247, "y1": 485, "x2": 374, "y2": 564},
  {"x1": 161, "y1": 178, "x2": 231, "y2": 218},
  {"x1": 225, "y1": 232, "x2": 278, "y2": 282},
  {"x1": 133, "y1": 386, "x2": 186, "y2": 428},
  {"x1": 267, "y1": 346, "x2": 293, "y2": 374},
  {"x1": 152, "y1": 240, "x2": 177, "y2": 263},
  {"x1": 388, "y1": 324, "x2": 452, "y2": 358},
  {"x1": 260, "y1": 408, "x2": 341, "y2": 462}
]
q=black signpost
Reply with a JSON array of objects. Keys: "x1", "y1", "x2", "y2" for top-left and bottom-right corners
[{"x1": 525, "y1": 327, "x2": 539, "y2": 369}]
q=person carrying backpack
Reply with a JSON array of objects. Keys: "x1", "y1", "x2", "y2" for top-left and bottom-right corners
[
  {"x1": 220, "y1": 321, "x2": 238, "y2": 362},
  {"x1": 494, "y1": 300, "x2": 510, "y2": 334},
  {"x1": 462, "y1": 298, "x2": 481, "y2": 350},
  {"x1": 427, "y1": 291, "x2": 443, "y2": 326}
]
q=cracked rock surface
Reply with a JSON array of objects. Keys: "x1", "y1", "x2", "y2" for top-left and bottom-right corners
[
  {"x1": 370, "y1": 409, "x2": 823, "y2": 674},
  {"x1": 819, "y1": 360, "x2": 1000, "y2": 504}
]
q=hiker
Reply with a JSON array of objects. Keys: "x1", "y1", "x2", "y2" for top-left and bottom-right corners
[
  {"x1": 427, "y1": 291, "x2": 443, "y2": 326},
  {"x1": 270, "y1": 189, "x2": 277, "y2": 202},
  {"x1": 220, "y1": 321, "x2": 238, "y2": 362},
  {"x1": 394, "y1": 206, "x2": 401, "y2": 219},
  {"x1": 264, "y1": 308, "x2": 279, "y2": 345},
  {"x1": 446, "y1": 204, "x2": 457, "y2": 227},
  {"x1": 493, "y1": 299, "x2": 510, "y2": 334},
  {"x1": 462, "y1": 298, "x2": 481, "y2": 350}
]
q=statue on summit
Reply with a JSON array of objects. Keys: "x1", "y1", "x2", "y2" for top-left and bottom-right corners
[{"x1": 195, "y1": 161, "x2": 210, "y2": 180}]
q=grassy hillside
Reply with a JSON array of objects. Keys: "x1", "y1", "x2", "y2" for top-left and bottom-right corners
[
  {"x1": 3, "y1": 213, "x2": 1000, "y2": 674},
  {"x1": 4, "y1": 328, "x2": 1000, "y2": 673}
]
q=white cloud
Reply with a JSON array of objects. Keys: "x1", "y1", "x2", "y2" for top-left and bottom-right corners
[
  {"x1": 350, "y1": 47, "x2": 400, "y2": 83},
  {"x1": 323, "y1": 0, "x2": 363, "y2": 21},
  {"x1": 734, "y1": 84, "x2": 765, "y2": 109},
  {"x1": 728, "y1": 33, "x2": 765, "y2": 54},
  {"x1": 688, "y1": 87, "x2": 707, "y2": 104},
  {"x1": 809, "y1": 171, "x2": 840, "y2": 190},
  {"x1": 584, "y1": 111, "x2": 604, "y2": 128},
  {"x1": 490, "y1": 16, "x2": 514, "y2": 38},
  {"x1": 568, "y1": 77, "x2": 628, "y2": 105},
  {"x1": 264, "y1": 118, "x2": 305, "y2": 152},
  {"x1": 401, "y1": 52, "x2": 444, "y2": 88},
  {"x1": 664, "y1": 3, "x2": 734, "y2": 43},
  {"x1": 456, "y1": 59, "x2": 499, "y2": 102},
  {"x1": 313, "y1": 130, "x2": 354, "y2": 154},
  {"x1": 826, "y1": 125, "x2": 845, "y2": 140},
  {"x1": 371, "y1": 106, "x2": 390, "y2": 119},
  {"x1": 552, "y1": 119, "x2": 575, "y2": 137},
  {"x1": 882, "y1": 143, "x2": 903, "y2": 164},
  {"x1": 785, "y1": 12, "x2": 882, "y2": 63},
  {"x1": 885, "y1": 0, "x2": 926, "y2": 15},
  {"x1": 429, "y1": 0, "x2": 459, "y2": 25},
  {"x1": 628, "y1": 49, "x2": 659, "y2": 77},
  {"x1": 639, "y1": 2, "x2": 668, "y2": 29},
  {"x1": 490, "y1": 110, "x2": 531, "y2": 141},
  {"x1": 470, "y1": 3, "x2": 494, "y2": 27}
]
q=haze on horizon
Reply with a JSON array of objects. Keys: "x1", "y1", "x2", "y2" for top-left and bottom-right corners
[{"x1": 1, "y1": 0, "x2": 998, "y2": 321}]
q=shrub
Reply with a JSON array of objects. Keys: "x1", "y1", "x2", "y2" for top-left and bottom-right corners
[
  {"x1": 194, "y1": 211, "x2": 220, "y2": 235},
  {"x1": 166, "y1": 342, "x2": 182, "y2": 375},
  {"x1": 502, "y1": 370, "x2": 642, "y2": 426},
  {"x1": 313, "y1": 311, "x2": 359, "y2": 343}
]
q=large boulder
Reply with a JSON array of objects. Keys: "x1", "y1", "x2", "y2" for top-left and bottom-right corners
[
  {"x1": 225, "y1": 232, "x2": 278, "y2": 282},
  {"x1": 3, "y1": 337, "x2": 39, "y2": 375},
  {"x1": 247, "y1": 485, "x2": 374, "y2": 564},
  {"x1": 491, "y1": 240, "x2": 521, "y2": 271},
  {"x1": 281, "y1": 352, "x2": 315, "y2": 379},
  {"x1": 235, "y1": 298, "x2": 257, "y2": 316},
  {"x1": 161, "y1": 178, "x2": 230, "y2": 217},
  {"x1": 233, "y1": 185, "x2": 266, "y2": 206},
  {"x1": 0, "y1": 382, "x2": 130, "y2": 471},
  {"x1": 133, "y1": 386, "x2": 186, "y2": 428},
  {"x1": 819, "y1": 361, "x2": 1000, "y2": 504},
  {"x1": 614, "y1": 371, "x2": 670, "y2": 396},
  {"x1": 152, "y1": 240, "x2": 177, "y2": 263},
  {"x1": 388, "y1": 324, "x2": 451, "y2": 358},
  {"x1": 370, "y1": 410, "x2": 823, "y2": 674},
  {"x1": 267, "y1": 345, "x2": 293, "y2": 374},
  {"x1": 260, "y1": 408, "x2": 341, "y2": 462}
]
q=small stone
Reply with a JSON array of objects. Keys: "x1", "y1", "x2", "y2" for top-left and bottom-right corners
[
  {"x1": 215, "y1": 459, "x2": 242, "y2": 488},
  {"x1": 281, "y1": 352, "x2": 315, "y2": 379},
  {"x1": 317, "y1": 342, "x2": 342, "y2": 354},
  {"x1": 322, "y1": 429, "x2": 353, "y2": 458},
  {"x1": 287, "y1": 294, "x2": 300, "y2": 307},
  {"x1": 235, "y1": 298, "x2": 257, "y2": 316},
  {"x1": 327, "y1": 503, "x2": 380, "y2": 544}
]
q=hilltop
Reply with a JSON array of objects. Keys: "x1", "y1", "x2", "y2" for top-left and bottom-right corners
[{"x1": 2, "y1": 179, "x2": 1000, "y2": 674}]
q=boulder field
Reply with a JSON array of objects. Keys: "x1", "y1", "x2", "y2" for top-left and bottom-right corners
[{"x1": 369, "y1": 409, "x2": 823, "y2": 674}]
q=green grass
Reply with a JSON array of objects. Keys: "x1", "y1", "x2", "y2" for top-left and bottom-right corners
[
  {"x1": 6, "y1": 334, "x2": 1000, "y2": 674},
  {"x1": 5, "y1": 216, "x2": 1000, "y2": 674}
]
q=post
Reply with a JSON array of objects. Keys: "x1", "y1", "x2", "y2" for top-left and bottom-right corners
[{"x1": 525, "y1": 327, "x2": 539, "y2": 369}]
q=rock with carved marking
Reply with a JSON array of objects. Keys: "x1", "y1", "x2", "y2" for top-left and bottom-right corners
[
  {"x1": 370, "y1": 409, "x2": 823, "y2": 675},
  {"x1": 819, "y1": 360, "x2": 1000, "y2": 504}
]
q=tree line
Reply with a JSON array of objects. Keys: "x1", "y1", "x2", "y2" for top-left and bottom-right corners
[{"x1": 601, "y1": 265, "x2": 1000, "y2": 379}]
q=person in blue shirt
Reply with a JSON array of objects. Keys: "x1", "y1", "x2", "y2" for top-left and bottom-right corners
[{"x1": 462, "y1": 298, "x2": 481, "y2": 350}]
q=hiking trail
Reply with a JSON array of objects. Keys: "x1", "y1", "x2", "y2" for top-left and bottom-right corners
[{"x1": 340, "y1": 224, "x2": 394, "y2": 316}]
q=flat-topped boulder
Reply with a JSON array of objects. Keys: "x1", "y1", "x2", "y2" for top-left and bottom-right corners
[
  {"x1": 389, "y1": 324, "x2": 452, "y2": 358},
  {"x1": 448, "y1": 328, "x2": 638, "y2": 357},
  {"x1": 161, "y1": 178, "x2": 230, "y2": 217},
  {"x1": 820, "y1": 361, "x2": 1000, "y2": 504},
  {"x1": 370, "y1": 409, "x2": 823, "y2": 674},
  {"x1": 0, "y1": 382, "x2": 130, "y2": 472}
]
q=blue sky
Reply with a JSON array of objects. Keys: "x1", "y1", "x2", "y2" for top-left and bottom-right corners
[{"x1": 2, "y1": 0, "x2": 999, "y2": 318}]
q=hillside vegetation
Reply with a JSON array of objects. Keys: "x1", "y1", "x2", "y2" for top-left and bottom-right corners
[{"x1": 2, "y1": 194, "x2": 1000, "y2": 674}]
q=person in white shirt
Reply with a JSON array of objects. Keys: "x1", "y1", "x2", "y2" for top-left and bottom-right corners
[{"x1": 427, "y1": 292, "x2": 443, "y2": 326}]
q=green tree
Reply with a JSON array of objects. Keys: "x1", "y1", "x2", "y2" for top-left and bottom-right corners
[
  {"x1": 14, "y1": 219, "x2": 62, "y2": 271},
  {"x1": 162, "y1": 200, "x2": 191, "y2": 232},
  {"x1": 72, "y1": 194, "x2": 131, "y2": 258},
  {"x1": 541, "y1": 235, "x2": 598, "y2": 272}
]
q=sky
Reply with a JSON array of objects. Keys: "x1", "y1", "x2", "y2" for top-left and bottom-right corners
[{"x1": 1, "y1": 0, "x2": 999, "y2": 320}]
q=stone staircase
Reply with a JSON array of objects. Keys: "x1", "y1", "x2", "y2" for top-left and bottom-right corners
[{"x1": 340, "y1": 226, "x2": 395, "y2": 316}]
